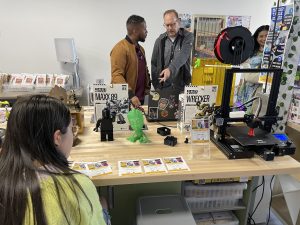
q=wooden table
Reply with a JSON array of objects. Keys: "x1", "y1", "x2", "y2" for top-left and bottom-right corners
[
  {"x1": 1, "y1": 105, "x2": 298, "y2": 225},
  {"x1": 71, "y1": 109, "x2": 300, "y2": 187}
]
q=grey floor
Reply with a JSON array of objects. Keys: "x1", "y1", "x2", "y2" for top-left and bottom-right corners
[
  {"x1": 268, "y1": 211, "x2": 284, "y2": 225},
  {"x1": 249, "y1": 211, "x2": 285, "y2": 225}
]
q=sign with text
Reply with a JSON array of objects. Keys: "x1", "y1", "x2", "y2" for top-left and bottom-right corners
[{"x1": 93, "y1": 83, "x2": 129, "y2": 131}]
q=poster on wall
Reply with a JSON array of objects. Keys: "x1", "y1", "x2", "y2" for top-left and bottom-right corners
[
  {"x1": 295, "y1": 57, "x2": 300, "y2": 88},
  {"x1": 226, "y1": 16, "x2": 251, "y2": 29},
  {"x1": 272, "y1": 0, "x2": 300, "y2": 133},
  {"x1": 179, "y1": 13, "x2": 192, "y2": 32},
  {"x1": 259, "y1": 4, "x2": 294, "y2": 83}
]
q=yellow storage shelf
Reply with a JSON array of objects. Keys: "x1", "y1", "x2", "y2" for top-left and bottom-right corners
[{"x1": 192, "y1": 58, "x2": 235, "y2": 106}]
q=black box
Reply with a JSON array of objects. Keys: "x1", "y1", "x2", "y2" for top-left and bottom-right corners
[{"x1": 157, "y1": 127, "x2": 171, "y2": 136}]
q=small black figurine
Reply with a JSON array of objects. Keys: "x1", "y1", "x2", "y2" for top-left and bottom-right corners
[
  {"x1": 184, "y1": 136, "x2": 189, "y2": 144},
  {"x1": 164, "y1": 136, "x2": 177, "y2": 147},
  {"x1": 70, "y1": 90, "x2": 82, "y2": 112},
  {"x1": 94, "y1": 108, "x2": 114, "y2": 141}
]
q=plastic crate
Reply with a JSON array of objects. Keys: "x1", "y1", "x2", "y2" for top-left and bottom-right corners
[
  {"x1": 193, "y1": 211, "x2": 239, "y2": 225},
  {"x1": 137, "y1": 195, "x2": 196, "y2": 225},
  {"x1": 185, "y1": 196, "x2": 241, "y2": 213},
  {"x1": 184, "y1": 182, "x2": 247, "y2": 198}
]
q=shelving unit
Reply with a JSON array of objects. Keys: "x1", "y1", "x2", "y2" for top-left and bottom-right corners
[
  {"x1": 182, "y1": 179, "x2": 254, "y2": 225},
  {"x1": 193, "y1": 16, "x2": 225, "y2": 58},
  {"x1": 270, "y1": 175, "x2": 300, "y2": 225},
  {"x1": 0, "y1": 87, "x2": 83, "y2": 101}
]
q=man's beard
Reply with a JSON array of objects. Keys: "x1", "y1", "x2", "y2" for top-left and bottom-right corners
[{"x1": 138, "y1": 35, "x2": 146, "y2": 42}]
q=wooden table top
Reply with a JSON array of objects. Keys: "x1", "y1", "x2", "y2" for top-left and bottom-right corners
[{"x1": 70, "y1": 108, "x2": 300, "y2": 186}]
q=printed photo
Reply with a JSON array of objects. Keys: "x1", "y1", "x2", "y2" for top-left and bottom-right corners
[{"x1": 149, "y1": 107, "x2": 158, "y2": 119}]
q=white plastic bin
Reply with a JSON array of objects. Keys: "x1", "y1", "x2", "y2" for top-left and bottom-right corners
[
  {"x1": 193, "y1": 211, "x2": 239, "y2": 225},
  {"x1": 184, "y1": 182, "x2": 247, "y2": 198},
  {"x1": 136, "y1": 195, "x2": 196, "y2": 225},
  {"x1": 185, "y1": 196, "x2": 241, "y2": 213}
]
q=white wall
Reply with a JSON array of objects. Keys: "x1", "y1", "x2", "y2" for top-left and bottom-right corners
[{"x1": 0, "y1": 0, "x2": 273, "y2": 102}]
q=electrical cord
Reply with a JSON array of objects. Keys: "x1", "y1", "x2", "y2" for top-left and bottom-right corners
[
  {"x1": 155, "y1": 121, "x2": 177, "y2": 128},
  {"x1": 251, "y1": 177, "x2": 264, "y2": 193},
  {"x1": 215, "y1": 97, "x2": 262, "y2": 118},
  {"x1": 142, "y1": 108, "x2": 178, "y2": 128},
  {"x1": 266, "y1": 175, "x2": 275, "y2": 225},
  {"x1": 251, "y1": 176, "x2": 265, "y2": 217},
  {"x1": 231, "y1": 97, "x2": 262, "y2": 117},
  {"x1": 248, "y1": 213, "x2": 256, "y2": 225},
  {"x1": 248, "y1": 176, "x2": 265, "y2": 225}
]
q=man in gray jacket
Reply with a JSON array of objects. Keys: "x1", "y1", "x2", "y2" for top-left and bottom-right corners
[{"x1": 151, "y1": 9, "x2": 193, "y2": 92}]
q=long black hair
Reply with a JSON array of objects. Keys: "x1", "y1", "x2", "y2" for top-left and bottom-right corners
[
  {"x1": 252, "y1": 25, "x2": 269, "y2": 55},
  {"x1": 0, "y1": 95, "x2": 92, "y2": 225}
]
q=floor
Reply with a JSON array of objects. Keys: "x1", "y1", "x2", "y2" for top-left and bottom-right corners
[
  {"x1": 268, "y1": 211, "x2": 284, "y2": 225},
  {"x1": 250, "y1": 211, "x2": 284, "y2": 225}
]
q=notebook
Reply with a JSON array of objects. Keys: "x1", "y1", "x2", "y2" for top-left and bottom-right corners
[{"x1": 146, "y1": 89, "x2": 180, "y2": 122}]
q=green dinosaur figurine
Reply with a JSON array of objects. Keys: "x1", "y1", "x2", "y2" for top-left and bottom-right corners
[
  {"x1": 127, "y1": 109, "x2": 149, "y2": 143},
  {"x1": 194, "y1": 58, "x2": 201, "y2": 69}
]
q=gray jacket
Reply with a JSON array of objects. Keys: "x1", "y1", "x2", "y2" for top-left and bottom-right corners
[{"x1": 151, "y1": 28, "x2": 193, "y2": 91}]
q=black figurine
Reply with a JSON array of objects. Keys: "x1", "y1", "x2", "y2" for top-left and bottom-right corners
[
  {"x1": 94, "y1": 108, "x2": 114, "y2": 141},
  {"x1": 184, "y1": 136, "x2": 189, "y2": 144},
  {"x1": 70, "y1": 90, "x2": 82, "y2": 112},
  {"x1": 164, "y1": 136, "x2": 177, "y2": 146}
]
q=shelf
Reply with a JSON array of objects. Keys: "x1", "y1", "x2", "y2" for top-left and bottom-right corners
[
  {"x1": 0, "y1": 87, "x2": 83, "y2": 99},
  {"x1": 189, "y1": 200, "x2": 246, "y2": 214}
]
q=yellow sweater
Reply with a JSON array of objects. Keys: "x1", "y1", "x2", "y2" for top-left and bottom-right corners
[{"x1": 24, "y1": 174, "x2": 106, "y2": 225}]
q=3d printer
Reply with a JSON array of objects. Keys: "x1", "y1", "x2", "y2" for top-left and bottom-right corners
[{"x1": 210, "y1": 26, "x2": 295, "y2": 160}]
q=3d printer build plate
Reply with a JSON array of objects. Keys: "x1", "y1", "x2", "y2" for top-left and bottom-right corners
[{"x1": 227, "y1": 126, "x2": 279, "y2": 147}]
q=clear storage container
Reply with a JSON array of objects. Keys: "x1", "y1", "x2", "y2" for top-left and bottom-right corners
[
  {"x1": 185, "y1": 196, "x2": 242, "y2": 213},
  {"x1": 184, "y1": 182, "x2": 247, "y2": 198}
]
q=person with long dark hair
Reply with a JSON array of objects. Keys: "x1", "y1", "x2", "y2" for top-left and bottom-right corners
[
  {"x1": 250, "y1": 25, "x2": 269, "y2": 67},
  {"x1": 0, "y1": 95, "x2": 107, "y2": 225}
]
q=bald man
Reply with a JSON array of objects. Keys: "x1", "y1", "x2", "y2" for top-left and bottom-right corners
[
  {"x1": 151, "y1": 9, "x2": 193, "y2": 92},
  {"x1": 110, "y1": 15, "x2": 151, "y2": 107}
]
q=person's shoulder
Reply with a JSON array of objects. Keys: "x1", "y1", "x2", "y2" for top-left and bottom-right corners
[
  {"x1": 40, "y1": 173, "x2": 93, "y2": 190},
  {"x1": 112, "y1": 39, "x2": 130, "y2": 51},
  {"x1": 72, "y1": 173, "x2": 95, "y2": 188},
  {"x1": 182, "y1": 29, "x2": 193, "y2": 38},
  {"x1": 156, "y1": 32, "x2": 167, "y2": 41}
]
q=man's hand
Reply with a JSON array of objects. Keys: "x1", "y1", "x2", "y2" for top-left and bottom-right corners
[
  {"x1": 159, "y1": 68, "x2": 171, "y2": 83},
  {"x1": 130, "y1": 96, "x2": 141, "y2": 108}
]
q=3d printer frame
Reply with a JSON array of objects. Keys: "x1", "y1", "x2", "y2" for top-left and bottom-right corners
[{"x1": 211, "y1": 68, "x2": 283, "y2": 159}]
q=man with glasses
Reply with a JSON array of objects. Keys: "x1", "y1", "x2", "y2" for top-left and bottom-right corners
[
  {"x1": 151, "y1": 9, "x2": 193, "y2": 92},
  {"x1": 111, "y1": 15, "x2": 151, "y2": 107}
]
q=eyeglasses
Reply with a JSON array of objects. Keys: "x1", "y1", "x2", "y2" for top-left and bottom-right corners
[{"x1": 163, "y1": 21, "x2": 178, "y2": 28}]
